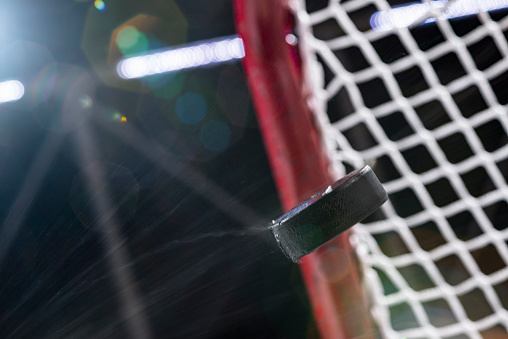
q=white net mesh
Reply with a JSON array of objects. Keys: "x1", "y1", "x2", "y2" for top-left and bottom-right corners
[{"x1": 291, "y1": 0, "x2": 508, "y2": 337}]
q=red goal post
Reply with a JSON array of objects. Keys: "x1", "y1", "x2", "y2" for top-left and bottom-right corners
[{"x1": 234, "y1": 1, "x2": 374, "y2": 338}]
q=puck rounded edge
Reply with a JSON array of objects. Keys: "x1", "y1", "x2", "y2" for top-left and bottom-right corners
[{"x1": 269, "y1": 165, "x2": 388, "y2": 262}]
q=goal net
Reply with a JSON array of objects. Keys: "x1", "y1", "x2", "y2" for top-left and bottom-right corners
[{"x1": 236, "y1": 0, "x2": 508, "y2": 338}]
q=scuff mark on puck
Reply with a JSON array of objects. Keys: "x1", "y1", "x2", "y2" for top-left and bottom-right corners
[{"x1": 269, "y1": 166, "x2": 387, "y2": 262}]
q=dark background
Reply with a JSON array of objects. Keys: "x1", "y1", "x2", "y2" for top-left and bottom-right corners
[{"x1": 0, "y1": 0, "x2": 317, "y2": 338}]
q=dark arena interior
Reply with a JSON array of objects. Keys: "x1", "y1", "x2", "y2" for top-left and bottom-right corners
[{"x1": 2, "y1": 0, "x2": 508, "y2": 338}]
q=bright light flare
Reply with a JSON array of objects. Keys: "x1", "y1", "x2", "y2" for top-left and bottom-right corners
[
  {"x1": 117, "y1": 36, "x2": 245, "y2": 79},
  {"x1": 94, "y1": 0, "x2": 106, "y2": 12},
  {"x1": 285, "y1": 34, "x2": 298, "y2": 46},
  {"x1": 371, "y1": 0, "x2": 508, "y2": 32},
  {"x1": 0, "y1": 80, "x2": 24, "y2": 103}
]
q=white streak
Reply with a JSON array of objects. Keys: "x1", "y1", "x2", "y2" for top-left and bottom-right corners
[
  {"x1": 371, "y1": 0, "x2": 508, "y2": 32},
  {"x1": 117, "y1": 36, "x2": 245, "y2": 79}
]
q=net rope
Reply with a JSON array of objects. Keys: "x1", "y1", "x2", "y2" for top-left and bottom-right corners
[{"x1": 291, "y1": 0, "x2": 508, "y2": 337}]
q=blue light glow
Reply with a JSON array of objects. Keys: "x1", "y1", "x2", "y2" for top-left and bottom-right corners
[
  {"x1": 199, "y1": 121, "x2": 231, "y2": 152},
  {"x1": 175, "y1": 93, "x2": 207, "y2": 125},
  {"x1": 371, "y1": 0, "x2": 508, "y2": 32}
]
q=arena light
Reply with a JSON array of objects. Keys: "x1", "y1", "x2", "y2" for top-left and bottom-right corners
[
  {"x1": 371, "y1": 0, "x2": 508, "y2": 32},
  {"x1": 117, "y1": 35, "x2": 245, "y2": 79},
  {"x1": 0, "y1": 80, "x2": 24, "y2": 103}
]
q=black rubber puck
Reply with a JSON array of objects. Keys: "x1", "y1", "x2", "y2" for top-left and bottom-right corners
[{"x1": 269, "y1": 165, "x2": 387, "y2": 262}]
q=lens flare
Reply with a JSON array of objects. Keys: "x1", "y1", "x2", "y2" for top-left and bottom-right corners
[
  {"x1": 94, "y1": 0, "x2": 106, "y2": 11},
  {"x1": 199, "y1": 120, "x2": 231, "y2": 152},
  {"x1": 175, "y1": 92, "x2": 207, "y2": 125},
  {"x1": 116, "y1": 26, "x2": 149, "y2": 56},
  {"x1": 0, "y1": 80, "x2": 24, "y2": 103},
  {"x1": 117, "y1": 36, "x2": 245, "y2": 79},
  {"x1": 111, "y1": 111, "x2": 127, "y2": 122}
]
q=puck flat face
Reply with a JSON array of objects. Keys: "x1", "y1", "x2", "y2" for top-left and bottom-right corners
[{"x1": 269, "y1": 166, "x2": 387, "y2": 262}]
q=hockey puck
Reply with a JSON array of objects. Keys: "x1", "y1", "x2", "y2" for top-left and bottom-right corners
[{"x1": 269, "y1": 165, "x2": 387, "y2": 262}]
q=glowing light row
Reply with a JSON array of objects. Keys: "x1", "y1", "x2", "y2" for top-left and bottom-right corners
[
  {"x1": 371, "y1": 0, "x2": 508, "y2": 32},
  {"x1": 117, "y1": 36, "x2": 245, "y2": 79},
  {"x1": 0, "y1": 80, "x2": 24, "y2": 104}
]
